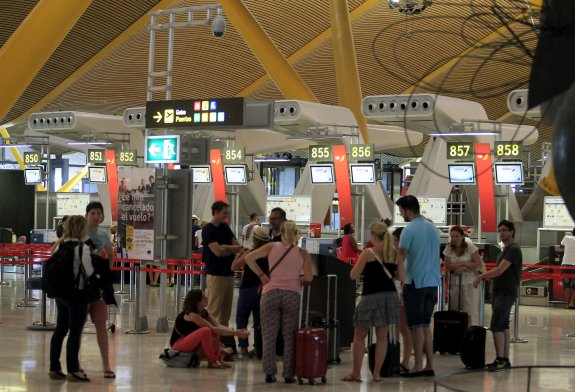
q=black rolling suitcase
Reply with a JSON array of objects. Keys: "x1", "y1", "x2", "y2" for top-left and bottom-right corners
[
  {"x1": 433, "y1": 274, "x2": 468, "y2": 354},
  {"x1": 326, "y1": 274, "x2": 341, "y2": 364},
  {"x1": 368, "y1": 324, "x2": 400, "y2": 377},
  {"x1": 460, "y1": 325, "x2": 487, "y2": 369}
]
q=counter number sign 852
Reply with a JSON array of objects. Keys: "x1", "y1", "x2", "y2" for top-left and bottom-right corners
[{"x1": 309, "y1": 146, "x2": 332, "y2": 161}]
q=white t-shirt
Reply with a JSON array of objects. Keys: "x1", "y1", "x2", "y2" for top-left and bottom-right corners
[
  {"x1": 242, "y1": 223, "x2": 258, "y2": 250},
  {"x1": 195, "y1": 229, "x2": 203, "y2": 249},
  {"x1": 561, "y1": 235, "x2": 575, "y2": 265},
  {"x1": 443, "y1": 242, "x2": 479, "y2": 285}
]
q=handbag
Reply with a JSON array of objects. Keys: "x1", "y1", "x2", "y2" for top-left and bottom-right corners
[
  {"x1": 78, "y1": 245, "x2": 102, "y2": 303},
  {"x1": 258, "y1": 245, "x2": 295, "y2": 293}
]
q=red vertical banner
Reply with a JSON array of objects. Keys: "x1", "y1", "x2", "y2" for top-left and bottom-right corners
[
  {"x1": 210, "y1": 149, "x2": 227, "y2": 203},
  {"x1": 332, "y1": 145, "x2": 354, "y2": 228},
  {"x1": 105, "y1": 149, "x2": 119, "y2": 222},
  {"x1": 475, "y1": 143, "x2": 497, "y2": 232}
]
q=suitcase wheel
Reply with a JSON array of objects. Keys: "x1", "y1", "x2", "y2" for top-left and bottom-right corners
[
  {"x1": 309, "y1": 379, "x2": 315, "y2": 385},
  {"x1": 110, "y1": 324, "x2": 116, "y2": 334},
  {"x1": 321, "y1": 377, "x2": 326, "y2": 384},
  {"x1": 336, "y1": 357, "x2": 341, "y2": 364},
  {"x1": 298, "y1": 378, "x2": 303, "y2": 385}
]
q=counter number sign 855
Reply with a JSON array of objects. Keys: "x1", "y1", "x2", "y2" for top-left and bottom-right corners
[{"x1": 309, "y1": 146, "x2": 332, "y2": 161}]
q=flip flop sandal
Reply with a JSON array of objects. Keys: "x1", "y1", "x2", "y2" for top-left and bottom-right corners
[
  {"x1": 48, "y1": 371, "x2": 66, "y2": 380},
  {"x1": 67, "y1": 373, "x2": 90, "y2": 382},
  {"x1": 341, "y1": 375, "x2": 362, "y2": 382},
  {"x1": 104, "y1": 370, "x2": 116, "y2": 379}
]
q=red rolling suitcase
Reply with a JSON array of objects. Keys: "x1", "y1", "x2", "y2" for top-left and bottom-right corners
[{"x1": 295, "y1": 286, "x2": 328, "y2": 385}]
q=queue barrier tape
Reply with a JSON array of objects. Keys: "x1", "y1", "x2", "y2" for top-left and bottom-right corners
[{"x1": 140, "y1": 267, "x2": 206, "y2": 275}]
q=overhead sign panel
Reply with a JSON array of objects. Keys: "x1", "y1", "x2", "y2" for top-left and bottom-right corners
[
  {"x1": 145, "y1": 98, "x2": 245, "y2": 129},
  {"x1": 145, "y1": 135, "x2": 180, "y2": 164}
]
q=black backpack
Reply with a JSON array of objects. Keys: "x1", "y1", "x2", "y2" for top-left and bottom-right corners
[{"x1": 41, "y1": 241, "x2": 81, "y2": 299}]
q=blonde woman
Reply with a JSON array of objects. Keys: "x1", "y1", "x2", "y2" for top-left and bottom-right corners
[
  {"x1": 342, "y1": 222, "x2": 405, "y2": 383},
  {"x1": 244, "y1": 220, "x2": 313, "y2": 384},
  {"x1": 49, "y1": 216, "x2": 94, "y2": 382}
]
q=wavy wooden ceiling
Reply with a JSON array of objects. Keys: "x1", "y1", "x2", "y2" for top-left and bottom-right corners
[{"x1": 2, "y1": 0, "x2": 544, "y2": 157}]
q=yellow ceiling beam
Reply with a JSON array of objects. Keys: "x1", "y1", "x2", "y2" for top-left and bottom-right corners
[
  {"x1": 329, "y1": 0, "x2": 369, "y2": 142},
  {"x1": 57, "y1": 165, "x2": 89, "y2": 193},
  {"x1": 220, "y1": 0, "x2": 317, "y2": 102},
  {"x1": 0, "y1": 0, "x2": 93, "y2": 121},
  {"x1": 402, "y1": 10, "x2": 534, "y2": 94},
  {"x1": 6, "y1": 0, "x2": 178, "y2": 126},
  {"x1": 0, "y1": 128, "x2": 46, "y2": 191},
  {"x1": 239, "y1": 0, "x2": 379, "y2": 97}
]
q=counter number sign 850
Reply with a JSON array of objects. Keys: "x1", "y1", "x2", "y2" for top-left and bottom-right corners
[
  {"x1": 308, "y1": 145, "x2": 332, "y2": 162},
  {"x1": 24, "y1": 152, "x2": 41, "y2": 165}
]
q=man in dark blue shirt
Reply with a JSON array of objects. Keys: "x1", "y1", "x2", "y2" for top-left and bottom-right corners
[{"x1": 202, "y1": 201, "x2": 242, "y2": 329}]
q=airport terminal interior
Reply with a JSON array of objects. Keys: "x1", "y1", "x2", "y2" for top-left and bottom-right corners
[{"x1": 1, "y1": 0, "x2": 575, "y2": 390}]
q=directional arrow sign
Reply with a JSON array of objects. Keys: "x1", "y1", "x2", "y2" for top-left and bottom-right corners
[
  {"x1": 145, "y1": 135, "x2": 180, "y2": 164},
  {"x1": 153, "y1": 112, "x2": 162, "y2": 123}
]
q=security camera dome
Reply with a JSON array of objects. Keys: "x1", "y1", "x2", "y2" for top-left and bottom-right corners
[{"x1": 212, "y1": 12, "x2": 226, "y2": 38}]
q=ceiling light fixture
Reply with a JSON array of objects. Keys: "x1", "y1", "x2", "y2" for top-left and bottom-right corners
[
  {"x1": 429, "y1": 132, "x2": 498, "y2": 137},
  {"x1": 0, "y1": 144, "x2": 32, "y2": 149},
  {"x1": 66, "y1": 141, "x2": 112, "y2": 146},
  {"x1": 388, "y1": 0, "x2": 432, "y2": 14}
]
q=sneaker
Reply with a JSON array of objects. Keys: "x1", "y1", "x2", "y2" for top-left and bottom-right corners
[{"x1": 487, "y1": 359, "x2": 511, "y2": 372}]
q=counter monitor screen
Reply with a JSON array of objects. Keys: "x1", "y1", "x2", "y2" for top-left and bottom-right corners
[
  {"x1": 24, "y1": 168, "x2": 43, "y2": 185},
  {"x1": 310, "y1": 164, "x2": 334, "y2": 184},
  {"x1": 494, "y1": 162, "x2": 524, "y2": 185},
  {"x1": 448, "y1": 163, "x2": 476, "y2": 185},
  {"x1": 89, "y1": 166, "x2": 108, "y2": 184},
  {"x1": 224, "y1": 165, "x2": 247, "y2": 185},
  {"x1": 191, "y1": 166, "x2": 211, "y2": 183},
  {"x1": 350, "y1": 163, "x2": 376, "y2": 184}
]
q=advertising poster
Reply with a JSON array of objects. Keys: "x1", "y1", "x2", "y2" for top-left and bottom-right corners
[{"x1": 117, "y1": 167, "x2": 155, "y2": 261}]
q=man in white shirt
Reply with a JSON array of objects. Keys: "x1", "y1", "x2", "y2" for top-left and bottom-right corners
[
  {"x1": 561, "y1": 228, "x2": 575, "y2": 309},
  {"x1": 241, "y1": 213, "x2": 259, "y2": 250}
]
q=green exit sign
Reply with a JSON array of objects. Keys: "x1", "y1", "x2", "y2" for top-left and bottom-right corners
[{"x1": 145, "y1": 135, "x2": 180, "y2": 164}]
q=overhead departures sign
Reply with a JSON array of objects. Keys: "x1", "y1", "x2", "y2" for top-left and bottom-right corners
[
  {"x1": 145, "y1": 135, "x2": 180, "y2": 164},
  {"x1": 145, "y1": 98, "x2": 245, "y2": 129}
]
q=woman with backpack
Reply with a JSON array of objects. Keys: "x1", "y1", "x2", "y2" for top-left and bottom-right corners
[
  {"x1": 170, "y1": 289, "x2": 250, "y2": 369},
  {"x1": 49, "y1": 215, "x2": 94, "y2": 382}
]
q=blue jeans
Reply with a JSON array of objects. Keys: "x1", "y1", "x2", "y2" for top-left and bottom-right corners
[
  {"x1": 50, "y1": 294, "x2": 88, "y2": 372},
  {"x1": 403, "y1": 283, "x2": 437, "y2": 330},
  {"x1": 236, "y1": 286, "x2": 261, "y2": 349}
]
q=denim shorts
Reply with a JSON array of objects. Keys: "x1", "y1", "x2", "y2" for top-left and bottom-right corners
[
  {"x1": 403, "y1": 284, "x2": 437, "y2": 330},
  {"x1": 563, "y1": 266, "x2": 575, "y2": 288},
  {"x1": 490, "y1": 293, "x2": 516, "y2": 332}
]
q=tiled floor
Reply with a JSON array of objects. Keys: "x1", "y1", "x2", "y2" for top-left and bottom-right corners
[{"x1": 1, "y1": 273, "x2": 575, "y2": 391}]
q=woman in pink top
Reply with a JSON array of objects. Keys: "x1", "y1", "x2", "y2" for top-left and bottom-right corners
[
  {"x1": 245, "y1": 221, "x2": 313, "y2": 384},
  {"x1": 341, "y1": 223, "x2": 360, "y2": 259}
]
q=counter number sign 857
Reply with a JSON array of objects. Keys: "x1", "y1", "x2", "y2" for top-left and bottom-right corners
[
  {"x1": 446, "y1": 142, "x2": 474, "y2": 160},
  {"x1": 309, "y1": 146, "x2": 332, "y2": 161}
]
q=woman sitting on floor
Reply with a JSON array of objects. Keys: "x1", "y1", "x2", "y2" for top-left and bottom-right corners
[{"x1": 169, "y1": 289, "x2": 250, "y2": 369}]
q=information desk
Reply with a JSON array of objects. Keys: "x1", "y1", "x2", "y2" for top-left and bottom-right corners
[{"x1": 308, "y1": 254, "x2": 356, "y2": 349}]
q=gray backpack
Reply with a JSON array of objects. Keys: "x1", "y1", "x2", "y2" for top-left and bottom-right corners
[{"x1": 159, "y1": 349, "x2": 199, "y2": 368}]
